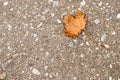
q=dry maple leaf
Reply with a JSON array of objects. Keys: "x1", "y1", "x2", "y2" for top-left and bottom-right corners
[{"x1": 63, "y1": 10, "x2": 87, "y2": 37}]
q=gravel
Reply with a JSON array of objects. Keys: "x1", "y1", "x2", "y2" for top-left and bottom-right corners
[{"x1": 31, "y1": 68, "x2": 41, "y2": 76}]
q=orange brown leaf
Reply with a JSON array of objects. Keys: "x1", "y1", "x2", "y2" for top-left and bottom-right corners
[{"x1": 63, "y1": 10, "x2": 87, "y2": 37}]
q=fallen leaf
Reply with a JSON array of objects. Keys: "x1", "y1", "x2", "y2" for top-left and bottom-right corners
[{"x1": 63, "y1": 10, "x2": 87, "y2": 37}]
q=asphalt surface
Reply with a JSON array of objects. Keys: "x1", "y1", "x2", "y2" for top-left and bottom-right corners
[{"x1": 0, "y1": 0, "x2": 120, "y2": 80}]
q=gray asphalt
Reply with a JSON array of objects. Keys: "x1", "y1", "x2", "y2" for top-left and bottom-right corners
[{"x1": 0, "y1": 0, "x2": 120, "y2": 80}]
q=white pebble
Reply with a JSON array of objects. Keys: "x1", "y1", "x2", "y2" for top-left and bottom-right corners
[
  {"x1": 95, "y1": 47, "x2": 99, "y2": 50},
  {"x1": 30, "y1": 26, "x2": 34, "y2": 29},
  {"x1": 4, "y1": 1, "x2": 8, "y2": 6},
  {"x1": 32, "y1": 68, "x2": 40, "y2": 75},
  {"x1": 51, "y1": 13, "x2": 55, "y2": 17},
  {"x1": 7, "y1": 46, "x2": 12, "y2": 51},
  {"x1": 43, "y1": 8, "x2": 50, "y2": 14},
  {"x1": 45, "y1": 73, "x2": 49, "y2": 76},
  {"x1": 109, "y1": 76, "x2": 112, "y2": 80},
  {"x1": 7, "y1": 24, "x2": 12, "y2": 30},
  {"x1": 57, "y1": 19, "x2": 61, "y2": 23},
  {"x1": 41, "y1": 16, "x2": 46, "y2": 20},
  {"x1": 85, "y1": 41, "x2": 90, "y2": 46},
  {"x1": 48, "y1": 0, "x2": 53, "y2": 3},
  {"x1": 98, "y1": 1, "x2": 102, "y2": 6},
  {"x1": 80, "y1": 43, "x2": 84, "y2": 46},
  {"x1": 10, "y1": 8, "x2": 13, "y2": 11},
  {"x1": 52, "y1": 1, "x2": 59, "y2": 7},
  {"x1": 101, "y1": 33, "x2": 106, "y2": 41},
  {"x1": 33, "y1": 34, "x2": 37, "y2": 37},
  {"x1": 73, "y1": 77, "x2": 77, "y2": 80},
  {"x1": 105, "y1": 3, "x2": 109, "y2": 5},
  {"x1": 44, "y1": 65, "x2": 48, "y2": 70},
  {"x1": 49, "y1": 74, "x2": 53, "y2": 78},
  {"x1": 73, "y1": 39, "x2": 77, "y2": 43},
  {"x1": 80, "y1": 54, "x2": 84, "y2": 58},
  {"x1": 111, "y1": 31, "x2": 116, "y2": 35},
  {"x1": 51, "y1": 58, "x2": 54, "y2": 62},
  {"x1": 94, "y1": 19, "x2": 100, "y2": 24},
  {"x1": 117, "y1": 13, "x2": 120, "y2": 19},
  {"x1": 35, "y1": 37, "x2": 39, "y2": 41},
  {"x1": 68, "y1": 42, "x2": 74, "y2": 47},
  {"x1": 109, "y1": 64, "x2": 112, "y2": 68},
  {"x1": 80, "y1": 0, "x2": 86, "y2": 6},
  {"x1": 78, "y1": 7, "x2": 81, "y2": 11},
  {"x1": 45, "y1": 51, "x2": 49, "y2": 56}
]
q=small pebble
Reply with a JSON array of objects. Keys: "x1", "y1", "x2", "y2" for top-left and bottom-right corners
[
  {"x1": 96, "y1": 74, "x2": 100, "y2": 76},
  {"x1": 109, "y1": 76, "x2": 112, "y2": 80},
  {"x1": 80, "y1": 0, "x2": 86, "y2": 6},
  {"x1": 37, "y1": 23, "x2": 43, "y2": 28},
  {"x1": 42, "y1": 8, "x2": 49, "y2": 14},
  {"x1": 33, "y1": 34, "x2": 37, "y2": 37},
  {"x1": 52, "y1": 1, "x2": 59, "y2": 7},
  {"x1": 98, "y1": 1, "x2": 102, "y2": 6},
  {"x1": 109, "y1": 64, "x2": 112, "y2": 68},
  {"x1": 95, "y1": 47, "x2": 99, "y2": 50},
  {"x1": 48, "y1": 0, "x2": 53, "y2": 3},
  {"x1": 80, "y1": 43, "x2": 84, "y2": 46},
  {"x1": 44, "y1": 8, "x2": 49, "y2": 13},
  {"x1": 7, "y1": 24, "x2": 12, "y2": 30},
  {"x1": 94, "y1": 19, "x2": 100, "y2": 24},
  {"x1": 85, "y1": 41, "x2": 90, "y2": 46},
  {"x1": 35, "y1": 37, "x2": 39, "y2": 41},
  {"x1": 32, "y1": 68, "x2": 40, "y2": 75},
  {"x1": 68, "y1": 42, "x2": 74, "y2": 47},
  {"x1": 51, "y1": 13, "x2": 55, "y2": 17},
  {"x1": 49, "y1": 74, "x2": 53, "y2": 78},
  {"x1": 57, "y1": 19, "x2": 61, "y2": 23},
  {"x1": 117, "y1": 13, "x2": 120, "y2": 19},
  {"x1": 3, "y1": 1, "x2": 8, "y2": 6},
  {"x1": 111, "y1": 31, "x2": 116, "y2": 35},
  {"x1": 44, "y1": 65, "x2": 48, "y2": 70},
  {"x1": 41, "y1": 16, "x2": 46, "y2": 20},
  {"x1": 103, "y1": 44, "x2": 110, "y2": 49},
  {"x1": 80, "y1": 54, "x2": 84, "y2": 58},
  {"x1": 73, "y1": 39, "x2": 77, "y2": 43},
  {"x1": 45, "y1": 51, "x2": 49, "y2": 56},
  {"x1": 73, "y1": 77, "x2": 77, "y2": 80},
  {"x1": 105, "y1": 3, "x2": 109, "y2": 5},
  {"x1": 0, "y1": 72, "x2": 6, "y2": 79},
  {"x1": 45, "y1": 73, "x2": 49, "y2": 76},
  {"x1": 101, "y1": 33, "x2": 106, "y2": 42}
]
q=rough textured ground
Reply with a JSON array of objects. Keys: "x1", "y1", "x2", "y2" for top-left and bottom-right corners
[{"x1": 0, "y1": 0, "x2": 120, "y2": 80}]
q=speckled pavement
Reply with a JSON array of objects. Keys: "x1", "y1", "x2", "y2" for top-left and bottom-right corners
[{"x1": 0, "y1": 0, "x2": 120, "y2": 80}]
